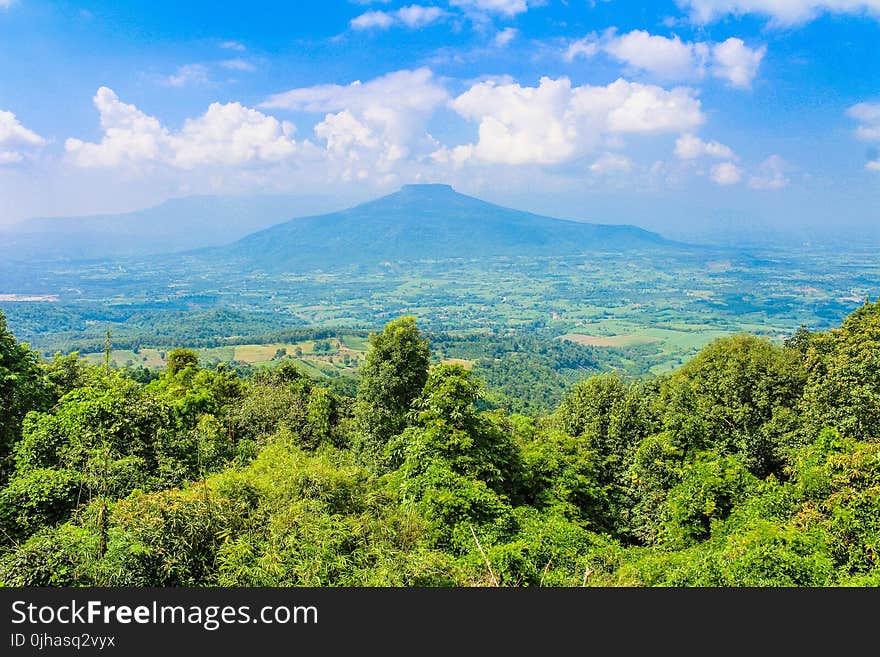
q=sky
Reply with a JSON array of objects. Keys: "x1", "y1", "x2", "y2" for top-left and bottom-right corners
[{"x1": 0, "y1": 0, "x2": 878, "y2": 241}]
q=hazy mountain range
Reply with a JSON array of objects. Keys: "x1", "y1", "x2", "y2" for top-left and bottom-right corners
[
  {"x1": 0, "y1": 194, "x2": 355, "y2": 262},
  {"x1": 1, "y1": 184, "x2": 687, "y2": 269}
]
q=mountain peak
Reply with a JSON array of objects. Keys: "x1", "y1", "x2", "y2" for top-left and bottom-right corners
[{"x1": 398, "y1": 183, "x2": 455, "y2": 195}]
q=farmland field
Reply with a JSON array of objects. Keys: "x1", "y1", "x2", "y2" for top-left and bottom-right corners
[{"x1": 557, "y1": 333, "x2": 662, "y2": 348}]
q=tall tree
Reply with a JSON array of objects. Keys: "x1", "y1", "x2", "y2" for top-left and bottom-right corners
[
  {"x1": 354, "y1": 316, "x2": 430, "y2": 461},
  {"x1": 659, "y1": 334, "x2": 806, "y2": 478},
  {"x1": 166, "y1": 348, "x2": 200, "y2": 375},
  {"x1": 0, "y1": 310, "x2": 50, "y2": 484},
  {"x1": 802, "y1": 299, "x2": 880, "y2": 440}
]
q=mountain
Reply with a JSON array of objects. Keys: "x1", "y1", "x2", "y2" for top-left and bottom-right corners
[
  {"x1": 216, "y1": 184, "x2": 679, "y2": 272},
  {"x1": 0, "y1": 194, "x2": 358, "y2": 262}
]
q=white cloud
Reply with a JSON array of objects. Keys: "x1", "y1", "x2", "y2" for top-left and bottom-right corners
[
  {"x1": 314, "y1": 110, "x2": 382, "y2": 180},
  {"x1": 315, "y1": 110, "x2": 378, "y2": 153},
  {"x1": 220, "y1": 58, "x2": 257, "y2": 72},
  {"x1": 219, "y1": 41, "x2": 246, "y2": 51},
  {"x1": 867, "y1": 159, "x2": 880, "y2": 171},
  {"x1": 711, "y1": 161, "x2": 743, "y2": 185},
  {"x1": 565, "y1": 30, "x2": 765, "y2": 89},
  {"x1": 262, "y1": 68, "x2": 448, "y2": 171},
  {"x1": 847, "y1": 101, "x2": 880, "y2": 140},
  {"x1": 164, "y1": 64, "x2": 209, "y2": 88},
  {"x1": 590, "y1": 152, "x2": 633, "y2": 173},
  {"x1": 449, "y1": 0, "x2": 530, "y2": 17},
  {"x1": 65, "y1": 87, "x2": 299, "y2": 170},
  {"x1": 493, "y1": 27, "x2": 519, "y2": 47},
  {"x1": 351, "y1": 5, "x2": 446, "y2": 29},
  {"x1": 748, "y1": 154, "x2": 790, "y2": 189},
  {"x1": 678, "y1": 0, "x2": 880, "y2": 25},
  {"x1": 605, "y1": 30, "x2": 709, "y2": 81},
  {"x1": 0, "y1": 111, "x2": 46, "y2": 146},
  {"x1": 0, "y1": 0, "x2": 15, "y2": 8},
  {"x1": 564, "y1": 37, "x2": 600, "y2": 61},
  {"x1": 445, "y1": 76, "x2": 704, "y2": 165},
  {"x1": 396, "y1": 5, "x2": 447, "y2": 27},
  {"x1": 0, "y1": 110, "x2": 46, "y2": 165},
  {"x1": 351, "y1": 10, "x2": 396, "y2": 29},
  {"x1": 262, "y1": 67, "x2": 446, "y2": 120},
  {"x1": 169, "y1": 103, "x2": 298, "y2": 169},
  {"x1": 65, "y1": 88, "x2": 168, "y2": 167},
  {"x1": 675, "y1": 133, "x2": 735, "y2": 159},
  {"x1": 712, "y1": 38, "x2": 766, "y2": 89}
]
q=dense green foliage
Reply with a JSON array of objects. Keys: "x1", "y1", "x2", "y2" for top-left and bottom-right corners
[{"x1": 2, "y1": 302, "x2": 880, "y2": 587}]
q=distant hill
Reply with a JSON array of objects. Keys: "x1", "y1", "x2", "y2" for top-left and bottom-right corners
[
  {"x1": 215, "y1": 184, "x2": 680, "y2": 272},
  {"x1": 0, "y1": 194, "x2": 358, "y2": 262}
]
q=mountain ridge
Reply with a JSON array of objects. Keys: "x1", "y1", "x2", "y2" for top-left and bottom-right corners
[{"x1": 0, "y1": 194, "x2": 356, "y2": 262}]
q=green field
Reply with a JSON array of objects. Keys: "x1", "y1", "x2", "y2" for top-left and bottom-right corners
[
  {"x1": 82, "y1": 335, "x2": 370, "y2": 378},
  {"x1": 557, "y1": 333, "x2": 662, "y2": 348}
]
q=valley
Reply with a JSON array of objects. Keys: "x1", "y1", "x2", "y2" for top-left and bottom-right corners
[{"x1": 1, "y1": 186, "x2": 877, "y2": 412}]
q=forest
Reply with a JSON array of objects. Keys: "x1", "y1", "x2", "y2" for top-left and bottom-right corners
[{"x1": 1, "y1": 301, "x2": 879, "y2": 587}]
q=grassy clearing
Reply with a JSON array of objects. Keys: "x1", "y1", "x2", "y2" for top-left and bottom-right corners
[
  {"x1": 340, "y1": 335, "x2": 370, "y2": 350},
  {"x1": 233, "y1": 343, "x2": 290, "y2": 363},
  {"x1": 557, "y1": 333, "x2": 661, "y2": 348},
  {"x1": 81, "y1": 335, "x2": 371, "y2": 372},
  {"x1": 440, "y1": 358, "x2": 475, "y2": 370},
  {"x1": 82, "y1": 348, "x2": 166, "y2": 368}
]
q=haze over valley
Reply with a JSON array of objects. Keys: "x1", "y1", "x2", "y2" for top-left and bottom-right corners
[
  {"x1": 1, "y1": 184, "x2": 875, "y2": 408},
  {"x1": 2, "y1": 0, "x2": 880, "y2": 591}
]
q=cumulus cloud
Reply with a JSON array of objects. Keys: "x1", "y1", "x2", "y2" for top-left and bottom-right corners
[
  {"x1": 867, "y1": 159, "x2": 880, "y2": 171},
  {"x1": 565, "y1": 30, "x2": 765, "y2": 89},
  {"x1": 315, "y1": 110, "x2": 378, "y2": 153},
  {"x1": 314, "y1": 111, "x2": 382, "y2": 180},
  {"x1": 169, "y1": 103, "x2": 298, "y2": 169},
  {"x1": 678, "y1": 0, "x2": 880, "y2": 25},
  {"x1": 65, "y1": 87, "x2": 299, "y2": 170},
  {"x1": 848, "y1": 101, "x2": 880, "y2": 141},
  {"x1": 443, "y1": 76, "x2": 704, "y2": 166},
  {"x1": 0, "y1": 110, "x2": 46, "y2": 164},
  {"x1": 712, "y1": 38, "x2": 766, "y2": 89},
  {"x1": 65, "y1": 89, "x2": 168, "y2": 167},
  {"x1": 748, "y1": 154, "x2": 790, "y2": 189},
  {"x1": 603, "y1": 30, "x2": 710, "y2": 81},
  {"x1": 262, "y1": 68, "x2": 449, "y2": 173},
  {"x1": 711, "y1": 161, "x2": 743, "y2": 185},
  {"x1": 449, "y1": 0, "x2": 530, "y2": 17},
  {"x1": 351, "y1": 5, "x2": 446, "y2": 30},
  {"x1": 675, "y1": 133, "x2": 735, "y2": 159}
]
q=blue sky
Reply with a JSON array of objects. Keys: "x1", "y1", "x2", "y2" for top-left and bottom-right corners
[{"x1": 0, "y1": 0, "x2": 878, "y2": 241}]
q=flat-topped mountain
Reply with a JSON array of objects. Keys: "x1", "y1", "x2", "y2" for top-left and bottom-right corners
[{"x1": 217, "y1": 184, "x2": 678, "y2": 271}]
